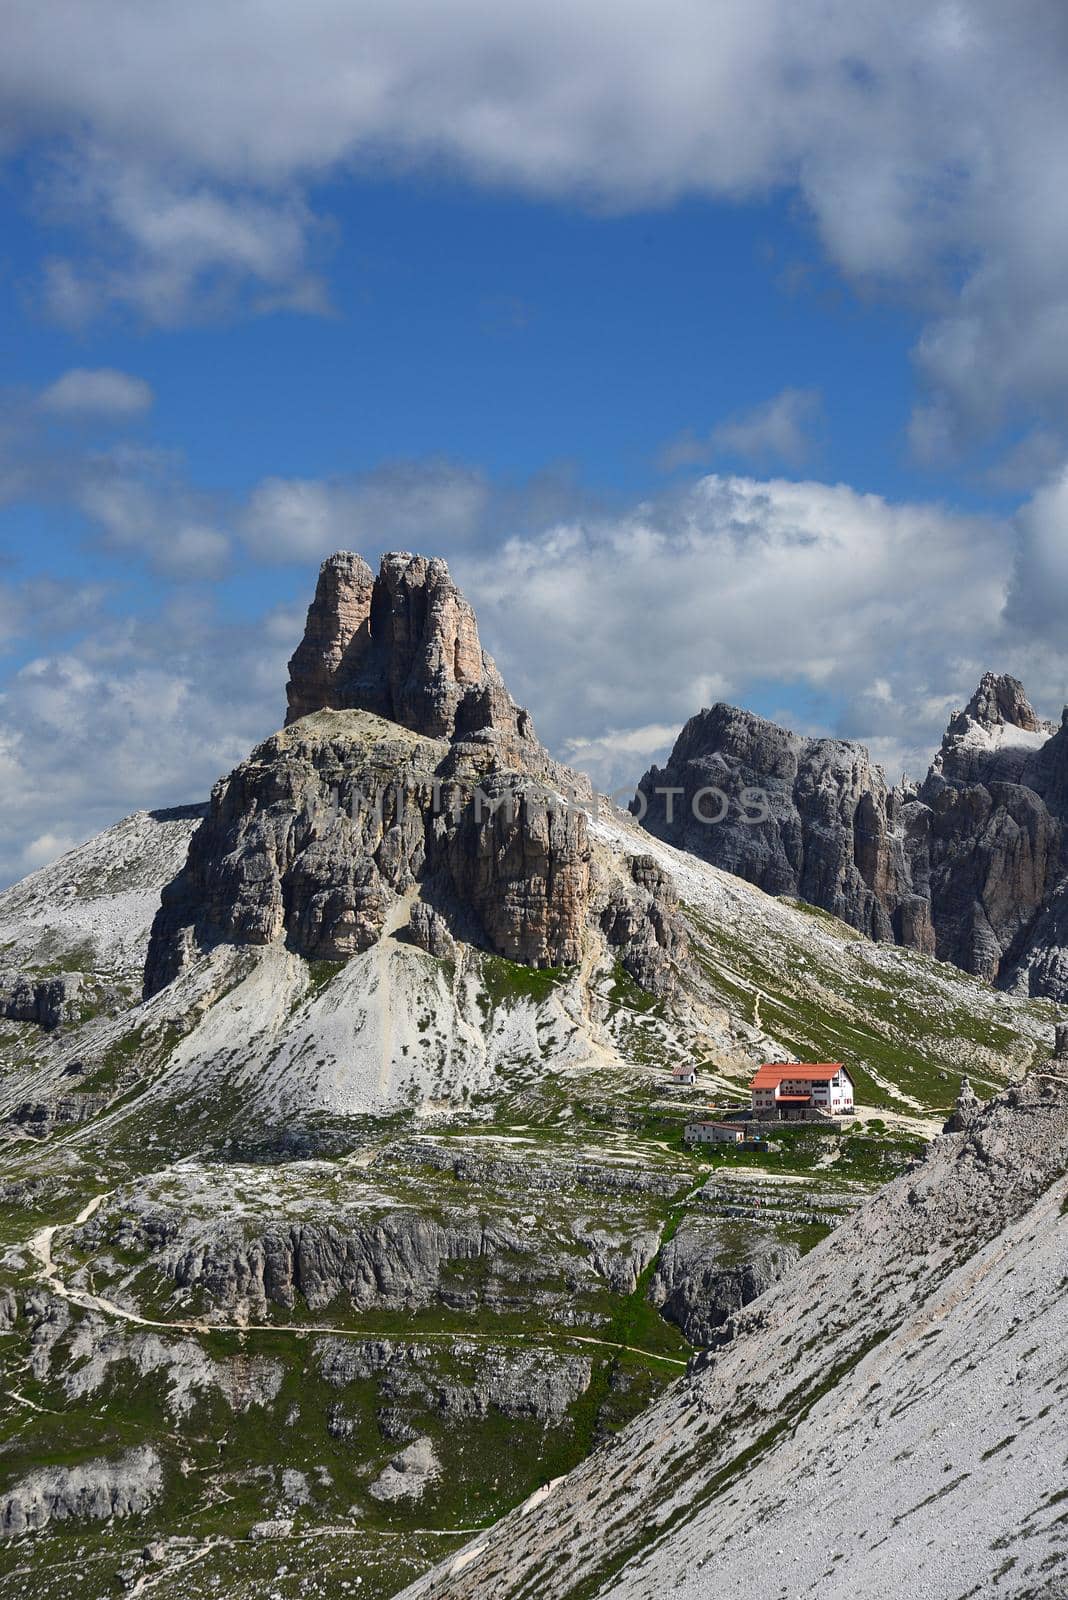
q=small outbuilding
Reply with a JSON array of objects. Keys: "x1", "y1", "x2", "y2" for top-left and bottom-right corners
[
  {"x1": 684, "y1": 1119, "x2": 746, "y2": 1146},
  {"x1": 672, "y1": 1063, "x2": 697, "y2": 1085}
]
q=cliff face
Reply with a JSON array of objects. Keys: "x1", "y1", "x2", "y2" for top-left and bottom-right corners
[
  {"x1": 285, "y1": 550, "x2": 539, "y2": 767},
  {"x1": 637, "y1": 672, "x2": 1068, "y2": 995},
  {"x1": 635, "y1": 702, "x2": 932, "y2": 948},
  {"x1": 145, "y1": 552, "x2": 684, "y2": 998}
]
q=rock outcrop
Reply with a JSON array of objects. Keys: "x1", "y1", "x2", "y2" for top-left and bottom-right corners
[
  {"x1": 0, "y1": 973, "x2": 83, "y2": 1031},
  {"x1": 637, "y1": 671, "x2": 1068, "y2": 996},
  {"x1": 595, "y1": 854, "x2": 688, "y2": 995},
  {"x1": 88, "y1": 1192, "x2": 663, "y2": 1323},
  {"x1": 932, "y1": 672, "x2": 1054, "y2": 785},
  {"x1": 145, "y1": 552, "x2": 684, "y2": 999},
  {"x1": 317, "y1": 1337, "x2": 593, "y2": 1426},
  {"x1": 646, "y1": 1218, "x2": 800, "y2": 1346},
  {"x1": 634, "y1": 703, "x2": 931, "y2": 946},
  {"x1": 0, "y1": 1448, "x2": 162, "y2": 1535},
  {"x1": 942, "y1": 1073, "x2": 981, "y2": 1134},
  {"x1": 286, "y1": 551, "x2": 539, "y2": 764},
  {"x1": 143, "y1": 710, "x2": 595, "y2": 991},
  {"x1": 368, "y1": 1436, "x2": 441, "y2": 1502}
]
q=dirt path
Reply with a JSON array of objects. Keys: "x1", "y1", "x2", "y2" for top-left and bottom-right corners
[{"x1": 28, "y1": 1196, "x2": 689, "y2": 1370}]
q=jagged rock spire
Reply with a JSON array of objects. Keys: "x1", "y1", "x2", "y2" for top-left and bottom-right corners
[
  {"x1": 942, "y1": 1073, "x2": 982, "y2": 1134},
  {"x1": 930, "y1": 671, "x2": 1055, "y2": 787},
  {"x1": 286, "y1": 550, "x2": 536, "y2": 750},
  {"x1": 959, "y1": 672, "x2": 1044, "y2": 734}
]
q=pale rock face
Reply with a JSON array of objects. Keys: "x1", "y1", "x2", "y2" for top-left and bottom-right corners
[
  {"x1": 0, "y1": 1447, "x2": 162, "y2": 1535},
  {"x1": 368, "y1": 1436, "x2": 441, "y2": 1502}
]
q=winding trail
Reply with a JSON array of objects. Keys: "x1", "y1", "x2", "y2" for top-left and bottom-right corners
[{"x1": 27, "y1": 1195, "x2": 689, "y2": 1369}]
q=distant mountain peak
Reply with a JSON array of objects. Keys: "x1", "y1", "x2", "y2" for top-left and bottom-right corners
[
  {"x1": 934, "y1": 671, "x2": 1055, "y2": 786},
  {"x1": 957, "y1": 671, "x2": 1047, "y2": 735}
]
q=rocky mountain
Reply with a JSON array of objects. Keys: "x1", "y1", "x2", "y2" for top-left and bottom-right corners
[
  {"x1": 145, "y1": 551, "x2": 678, "y2": 997},
  {"x1": 0, "y1": 554, "x2": 1060, "y2": 1600},
  {"x1": 637, "y1": 671, "x2": 1068, "y2": 998}
]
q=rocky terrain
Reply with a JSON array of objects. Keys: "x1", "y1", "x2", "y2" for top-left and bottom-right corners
[
  {"x1": 638, "y1": 671, "x2": 1068, "y2": 997},
  {"x1": 0, "y1": 553, "x2": 1059, "y2": 1600},
  {"x1": 398, "y1": 1071, "x2": 1068, "y2": 1600}
]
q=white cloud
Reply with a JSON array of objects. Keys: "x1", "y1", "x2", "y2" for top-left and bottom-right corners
[
  {"x1": 0, "y1": 0, "x2": 1063, "y2": 447},
  {"x1": 562, "y1": 722, "x2": 683, "y2": 794},
  {"x1": 1006, "y1": 466, "x2": 1068, "y2": 638},
  {"x1": 76, "y1": 445, "x2": 231, "y2": 578},
  {"x1": 39, "y1": 367, "x2": 153, "y2": 417},
  {"x1": 21, "y1": 832, "x2": 79, "y2": 870},
  {"x1": 0, "y1": 599, "x2": 294, "y2": 886},
  {"x1": 451, "y1": 472, "x2": 1028, "y2": 789},
  {"x1": 0, "y1": 577, "x2": 106, "y2": 656},
  {"x1": 38, "y1": 152, "x2": 328, "y2": 326},
  {"x1": 663, "y1": 388, "x2": 824, "y2": 470},
  {"x1": 242, "y1": 463, "x2": 489, "y2": 562}
]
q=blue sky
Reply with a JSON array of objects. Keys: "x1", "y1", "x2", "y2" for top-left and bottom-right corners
[{"x1": 1, "y1": 0, "x2": 1067, "y2": 883}]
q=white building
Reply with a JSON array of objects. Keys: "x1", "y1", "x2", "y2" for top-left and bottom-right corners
[
  {"x1": 749, "y1": 1063, "x2": 855, "y2": 1120},
  {"x1": 672, "y1": 1063, "x2": 697, "y2": 1085},
  {"x1": 684, "y1": 1119, "x2": 746, "y2": 1146}
]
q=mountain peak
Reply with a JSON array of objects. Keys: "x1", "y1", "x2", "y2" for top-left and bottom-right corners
[
  {"x1": 285, "y1": 549, "x2": 537, "y2": 752},
  {"x1": 932, "y1": 671, "x2": 1055, "y2": 787},
  {"x1": 961, "y1": 671, "x2": 1044, "y2": 734}
]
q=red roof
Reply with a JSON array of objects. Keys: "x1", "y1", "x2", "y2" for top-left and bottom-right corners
[
  {"x1": 775, "y1": 1094, "x2": 812, "y2": 1103},
  {"x1": 749, "y1": 1063, "x2": 844, "y2": 1089}
]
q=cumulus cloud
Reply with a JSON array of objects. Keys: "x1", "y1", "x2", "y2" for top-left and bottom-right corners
[
  {"x1": 0, "y1": 379, "x2": 234, "y2": 583},
  {"x1": 36, "y1": 151, "x2": 328, "y2": 327},
  {"x1": 39, "y1": 367, "x2": 154, "y2": 417},
  {"x1": 450, "y1": 472, "x2": 1031, "y2": 791},
  {"x1": 0, "y1": 0, "x2": 1064, "y2": 448},
  {"x1": 561, "y1": 722, "x2": 685, "y2": 794},
  {"x1": 1005, "y1": 467, "x2": 1068, "y2": 638},
  {"x1": 76, "y1": 446, "x2": 231, "y2": 579},
  {"x1": 0, "y1": 598, "x2": 293, "y2": 886},
  {"x1": 20, "y1": 832, "x2": 80, "y2": 871},
  {"x1": 663, "y1": 389, "x2": 824, "y2": 471},
  {"x1": 242, "y1": 462, "x2": 490, "y2": 562}
]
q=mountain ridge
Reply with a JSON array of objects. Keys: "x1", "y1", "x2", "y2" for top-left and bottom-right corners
[{"x1": 637, "y1": 671, "x2": 1068, "y2": 999}]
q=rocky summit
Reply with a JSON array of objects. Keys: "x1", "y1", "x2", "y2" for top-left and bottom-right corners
[
  {"x1": 638, "y1": 671, "x2": 1068, "y2": 998},
  {"x1": 145, "y1": 551, "x2": 681, "y2": 994},
  {"x1": 285, "y1": 550, "x2": 541, "y2": 766},
  {"x1": 0, "y1": 554, "x2": 1063, "y2": 1600}
]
